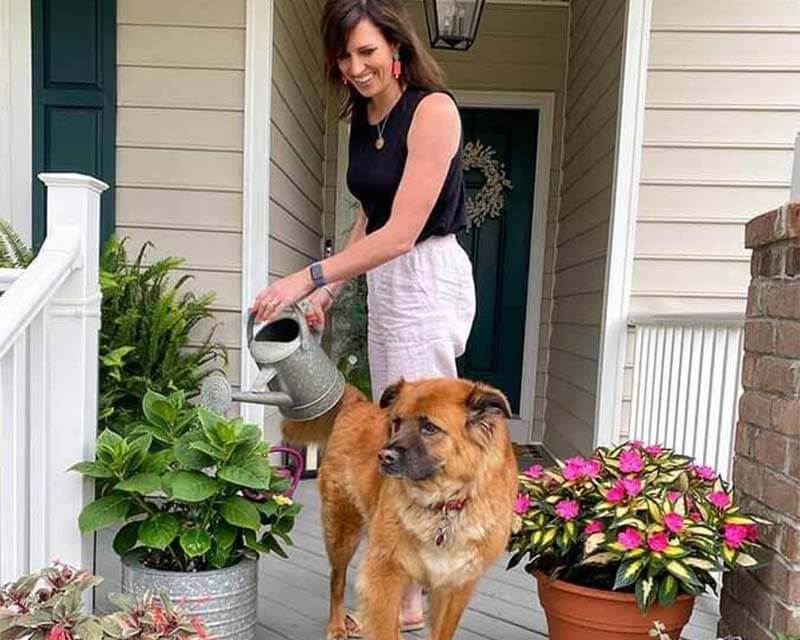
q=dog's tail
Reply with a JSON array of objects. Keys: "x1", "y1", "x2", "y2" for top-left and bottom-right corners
[{"x1": 279, "y1": 383, "x2": 366, "y2": 447}]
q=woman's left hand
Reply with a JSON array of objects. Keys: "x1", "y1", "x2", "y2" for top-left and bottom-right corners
[{"x1": 250, "y1": 269, "x2": 314, "y2": 322}]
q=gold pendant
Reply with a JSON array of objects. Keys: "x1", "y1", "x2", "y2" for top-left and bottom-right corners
[{"x1": 374, "y1": 136, "x2": 385, "y2": 151}]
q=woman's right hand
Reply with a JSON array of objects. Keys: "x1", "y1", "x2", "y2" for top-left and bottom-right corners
[{"x1": 304, "y1": 287, "x2": 335, "y2": 332}]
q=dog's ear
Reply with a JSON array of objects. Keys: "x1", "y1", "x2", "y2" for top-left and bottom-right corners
[
  {"x1": 379, "y1": 379, "x2": 405, "y2": 409},
  {"x1": 467, "y1": 383, "x2": 512, "y2": 428}
]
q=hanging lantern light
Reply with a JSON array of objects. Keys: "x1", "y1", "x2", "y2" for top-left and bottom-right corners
[{"x1": 423, "y1": 0, "x2": 487, "y2": 51}]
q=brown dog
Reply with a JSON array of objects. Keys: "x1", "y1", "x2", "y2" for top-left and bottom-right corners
[{"x1": 281, "y1": 378, "x2": 518, "y2": 640}]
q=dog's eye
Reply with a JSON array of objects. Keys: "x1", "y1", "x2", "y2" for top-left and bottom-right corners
[
  {"x1": 420, "y1": 421, "x2": 441, "y2": 436},
  {"x1": 391, "y1": 417, "x2": 401, "y2": 435}
]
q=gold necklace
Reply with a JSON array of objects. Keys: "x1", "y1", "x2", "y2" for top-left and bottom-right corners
[{"x1": 372, "y1": 91, "x2": 402, "y2": 151}]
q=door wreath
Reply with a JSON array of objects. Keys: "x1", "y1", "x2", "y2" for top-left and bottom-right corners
[{"x1": 462, "y1": 140, "x2": 513, "y2": 229}]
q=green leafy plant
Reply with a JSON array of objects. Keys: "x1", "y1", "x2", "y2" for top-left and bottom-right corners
[
  {"x1": 0, "y1": 561, "x2": 207, "y2": 640},
  {"x1": 330, "y1": 275, "x2": 371, "y2": 398},
  {"x1": 0, "y1": 219, "x2": 33, "y2": 268},
  {"x1": 508, "y1": 441, "x2": 770, "y2": 611},
  {"x1": 99, "y1": 237, "x2": 226, "y2": 435},
  {"x1": 72, "y1": 389, "x2": 300, "y2": 572}
]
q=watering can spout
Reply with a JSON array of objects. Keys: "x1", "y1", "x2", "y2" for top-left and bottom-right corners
[{"x1": 231, "y1": 390, "x2": 293, "y2": 407}]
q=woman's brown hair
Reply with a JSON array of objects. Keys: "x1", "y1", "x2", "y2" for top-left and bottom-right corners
[{"x1": 321, "y1": 0, "x2": 447, "y2": 117}]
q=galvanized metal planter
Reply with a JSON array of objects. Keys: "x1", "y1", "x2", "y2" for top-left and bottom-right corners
[{"x1": 121, "y1": 552, "x2": 258, "y2": 640}]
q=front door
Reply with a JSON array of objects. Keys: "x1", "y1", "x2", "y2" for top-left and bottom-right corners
[
  {"x1": 457, "y1": 108, "x2": 538, "y2": 416},
  {"x1": 31, "y1": 0, "x2": 117, "y2": 248}
]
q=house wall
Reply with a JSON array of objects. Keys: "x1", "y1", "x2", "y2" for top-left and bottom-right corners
[
  {"x1": 115, "y1": 0, "x2": 247, "y2": 384},
  {"x1": 543, "y1": 0, "x2": 625, "y2": 457},
  {"x1": 620, "y1": 0, "x2": 800, "y2": 435}
]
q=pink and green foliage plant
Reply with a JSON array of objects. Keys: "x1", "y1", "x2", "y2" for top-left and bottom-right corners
[
  {"x1": 0, "y1": 562, "x2": 207, "y2": 640},
  {"x1": 508, "y1": 442, "x2": 771, "y2": 611}
]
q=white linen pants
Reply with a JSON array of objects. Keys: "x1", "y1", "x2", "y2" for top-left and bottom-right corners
[{"x1": 367, "y1": 234, "x2": 476, "y2": 400}]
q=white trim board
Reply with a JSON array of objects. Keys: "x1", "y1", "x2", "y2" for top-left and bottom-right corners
[
  {"x1": 454, "y1": 90, "x2": 554, "y2": 444},
  {"x1": 0, "y1": 0, "x2": 32, "y2": 244},
  {"x1": 240, "y1": 0, "x2": 275, "y2": 439},
  {"x1": 595, "y1": 0, "x2": 652, "y2": 447}
]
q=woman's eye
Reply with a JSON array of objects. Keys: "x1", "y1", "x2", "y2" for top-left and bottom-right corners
[{"x1": 421, "y1": 422, "x2": 440, "y2": 436}]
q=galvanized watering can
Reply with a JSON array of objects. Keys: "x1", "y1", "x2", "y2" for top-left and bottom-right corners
[{"x1": 200, "y1": 304, "x2": 345, "y2": 422}]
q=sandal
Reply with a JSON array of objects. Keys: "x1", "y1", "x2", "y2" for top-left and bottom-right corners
[{"x1": 341, "y1": 612, "x2": 425, "y2": 637}]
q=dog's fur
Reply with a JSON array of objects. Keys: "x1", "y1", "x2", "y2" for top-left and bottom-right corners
[{"x1": 281, "y1": 378, "x2": 518, "y2": 640}]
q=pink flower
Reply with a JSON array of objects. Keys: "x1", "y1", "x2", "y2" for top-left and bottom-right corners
[
  {"x1": 694, "y1": 465, "x2": 717, "y2": 481},
  {"x1": 667, "y1": 490, "x2": 682, "y2": 503},
  {"x1": 724, "y1": 524, "x2": 749, "y2": 549},
  {"x1": 630, "y1": 440, "x2": 644, "y2": 449},
  {"x1": 618, "y1": 527, "x2": 643, "y2": 550},
  {"x1": 746, "y1": 524, "x2": 759, "y2": 542},
  {"x1": 689, "y1": 510, "x2": 703, "y2": 523},
  {"x1": 585, "y1": 520, "x2": 604, "y2": 535},
  {"x1": 524, "y1": 464, "x2": 543, "y2": 479},
  {"x1": 48, "y1": 627, "x2": 72, "y2": 640},
  {"x1": 645, "y1": 445, "x2": 663, "y2": 456},
  {"x1": 583, "y1": 459, "x2": 602, "y2": 478},
  {"x1": 513, "y1": 494, "x2": 532, "y2": 514},
  {"x1": 563, "y1": 457, "x2": 587, "y2": 481},
  {"x1": 607, "y1": 480, "x2": 626, "y2": 503},
  {"x1": 664, "y1": 512, "x2": 685, "y2": 533},
  {"x1": 648, "y1": 531, "x2": 669, "y2": 553},
  {"x1": 620, "y1": 449, "x2": 644, "y2": 473},
  {"x1": 708, "y1": 491, "x2": 732, "y2": 510},
  {"x1": 622, "y1": 477, "x2": 642, "y2": 497},
  {"x1": 555, "y1": 499, "x2": 580, "y2": 520}
]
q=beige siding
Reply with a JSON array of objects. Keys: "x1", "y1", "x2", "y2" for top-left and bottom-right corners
[
  {"x1": 543, "y1": 0, "x2": 625, "y2": 457},
  {"x1": 621, "y1": 0, "x2": 800, "y2": 432},
  {"x1": 115, "y1": 0, "x2": 246, "y2": 383},
  {"x1": 270, "y1": 0, "x2": 326, "y2": 286}
]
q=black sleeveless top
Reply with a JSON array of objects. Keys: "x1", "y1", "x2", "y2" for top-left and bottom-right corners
[{"x1": 346, "y1": 87, "x2": 467, "y2": 242}]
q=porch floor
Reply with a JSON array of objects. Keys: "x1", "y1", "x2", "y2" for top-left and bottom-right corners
[{"x1": 255, "y1": 480, "x2": 721, "y2": 640}]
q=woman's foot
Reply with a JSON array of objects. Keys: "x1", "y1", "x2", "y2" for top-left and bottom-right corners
[{"x1": 399, "y1": 583, "x2": 425, "y2": 631}]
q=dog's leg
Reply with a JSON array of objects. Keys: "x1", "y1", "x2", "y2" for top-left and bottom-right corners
[
  {"x1": 357, "y1": 551, "x2": 408, "y2": 640},
  {"x1": 322, "y1": 498, "x2": 363, "y2": 640},
  {"x1": 427, "y1": 580, "x2": 478, "y2": 640}
]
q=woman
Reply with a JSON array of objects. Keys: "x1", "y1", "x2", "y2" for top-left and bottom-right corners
[{"x1": 251, "y1": 0, "x2": 475, "y2": 633}]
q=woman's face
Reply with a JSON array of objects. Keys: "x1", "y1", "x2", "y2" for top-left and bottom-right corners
[{"x1": 337, "y1": 18, "x2": 398, "y2": 99}]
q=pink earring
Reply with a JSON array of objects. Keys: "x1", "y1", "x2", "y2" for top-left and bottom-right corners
[{"x1": 392, "y1": 51, "x2": 401, "y2": 79}]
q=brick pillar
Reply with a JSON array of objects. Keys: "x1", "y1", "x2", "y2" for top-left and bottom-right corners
[{"x1": 719, "y1": 201, "x2": 800, "y2": 639}]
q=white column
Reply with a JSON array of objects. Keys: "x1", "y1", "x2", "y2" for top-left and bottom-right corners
[
  {"x1": 35, "y1": 173, "x2": 106, "y2": 571},
  {"x1": 791, "y1": 131, "x2": 800, "y2": 201}
]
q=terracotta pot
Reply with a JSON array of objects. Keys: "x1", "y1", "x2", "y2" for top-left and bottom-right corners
[{"x1": 535, "y1": 572, "x2": 695, "y2": 640}]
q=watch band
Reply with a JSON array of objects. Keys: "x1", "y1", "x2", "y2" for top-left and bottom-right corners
[{"x1": 309, "y1": 261, "x2": 327, "y2": 288}]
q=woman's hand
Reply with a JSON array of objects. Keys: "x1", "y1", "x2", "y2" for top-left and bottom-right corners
[
  {"x1": 250, "y1": 268, "x2": 315, "y2": 323},
  {"x1": 304, "y1": 287, "x2": 336, "y2": 331}
]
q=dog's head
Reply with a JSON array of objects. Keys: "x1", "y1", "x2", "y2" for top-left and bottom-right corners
[{"x1": 376, "y1": 378, "x2": 512, "y2": 484}]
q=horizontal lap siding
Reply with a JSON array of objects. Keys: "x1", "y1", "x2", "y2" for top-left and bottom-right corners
[
  {"x1": 406, "y1": 2, "x2": 569, "y2": 441},
  {"x1": 116, "y1": 0, "x2": 246, "y2": 383},
  {"x1": 545, "y1": 0, "x2": 625, "y2": 457},
  {"x1": 270, "y1": 0, "x2": 325, "y2": 282},
  {"x1": 621, "y1": 0, "x2": 800, "y2": 434}
]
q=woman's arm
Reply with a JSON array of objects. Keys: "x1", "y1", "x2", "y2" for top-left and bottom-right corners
[
  {"x1": 327, "y1": 208, "x2": 368, "y2": 297},
  {"x1": 251, "y1": 93, "x2": 461, "y2": 321}
]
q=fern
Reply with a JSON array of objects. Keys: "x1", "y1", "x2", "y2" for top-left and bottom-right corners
[
  {"x1": 98, "y1": 236, "x2": 227, "y2": 434},
  {"x1": 0, "y1": 219, "x2": 33, "y2": 268}
]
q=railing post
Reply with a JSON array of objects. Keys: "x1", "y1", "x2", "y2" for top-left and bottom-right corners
[{"x1": 34, "y1": 173, "x2": 107, "y2": 572}]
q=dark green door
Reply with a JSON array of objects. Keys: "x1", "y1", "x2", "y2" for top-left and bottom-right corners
[
  {"x1": 457, "y1": 108, "x2": 538, "y2": 415},
  {"x1": 32, "y1": 0, "x2": 116, "y2": 248}
]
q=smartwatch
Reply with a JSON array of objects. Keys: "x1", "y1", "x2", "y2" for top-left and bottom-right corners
[{"x1": 309, "y1": 261, "x2": 327, "y2": 288}]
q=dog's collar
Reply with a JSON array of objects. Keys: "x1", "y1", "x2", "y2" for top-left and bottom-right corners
[{"x1": 430, "y1": 497, "x2": 469, "y2": 513}]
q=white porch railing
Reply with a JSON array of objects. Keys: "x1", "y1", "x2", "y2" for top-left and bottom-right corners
[
  {"x1": 627, "y1": 314, "x2": 745, "y2": 481},
  {"x1": 0, "y1": 173, "x2": 107, "y2": 583}
]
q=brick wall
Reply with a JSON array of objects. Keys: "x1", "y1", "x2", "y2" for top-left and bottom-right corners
[{"x1": 720, "y1": 201, "x2": 800, "y2": 639}]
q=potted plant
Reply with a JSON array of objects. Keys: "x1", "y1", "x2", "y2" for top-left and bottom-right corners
[
  {"x1": 507, "y1": 441, "x2": 770, "y2": 640},
  {"x1": 0, "y1": 561, "x2": 208, "y2": 640},
  {"x1": 71, "y1": 389, "x2": 301, "y2": 640}
]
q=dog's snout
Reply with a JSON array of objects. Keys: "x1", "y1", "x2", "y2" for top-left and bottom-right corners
[{"x1": 378, "y1": 448, "x2": 400, "y2": 466}]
